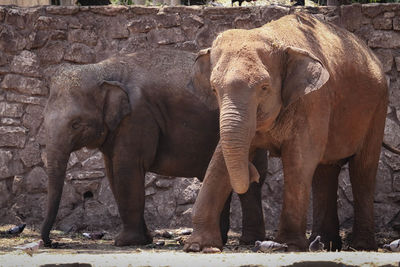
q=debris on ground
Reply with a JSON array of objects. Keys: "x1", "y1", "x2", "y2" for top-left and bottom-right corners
[
  {"x1": 383, "y1": 239, "x2": 400, "y2": 252},
  {"x1": 309, "y1": 235, "x2": 325, "y2": 252},
  {"x1": 253, "y1": 240, "x2": 288, "y2": 253},
  {"x1": 13, "y1": 240, "x2": 43, "y2": 256}
]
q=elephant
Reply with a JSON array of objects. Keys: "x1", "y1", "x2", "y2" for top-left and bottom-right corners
[
  {"x1": 184, "y1": 13, "x2": 388, "y2": 252},
  {"x1": 41, "y1": 48, "x2": 268, "y2": 247}
]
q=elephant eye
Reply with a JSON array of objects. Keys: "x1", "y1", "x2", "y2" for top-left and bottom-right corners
[
  {"x1": 72, "y1": 120, "x2": 81, "y2": 129},
  {"x1": 262, "y1": 85, "x2": 268, "y2": 91},
  {"x1": 211, "y1": 88, "x2": 217, "y2": 94}
]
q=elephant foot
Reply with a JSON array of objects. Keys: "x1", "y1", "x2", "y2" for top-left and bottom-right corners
[
  {"x1": 114, "y1": 229, "x2": 152, "y2": 246},
  {"x1": 239, "y1": 230, "x2": 265, "y2": 245},
  {"x1": 309, "y1": 233, "x2": 342, "y2": 251},
  {"x1": 351, "y1": 236, "x2": 377, "y2": 251},
  {"x1": 275, "y1": 233, "x2": 308, "y2": 252},
  {"x1": 183, "y1": 226, "x2": 223, "y2": 253}
]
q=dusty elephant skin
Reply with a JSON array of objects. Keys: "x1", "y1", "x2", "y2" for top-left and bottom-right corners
[
  {"x1": 185, "y1": 13, "x2": 388, "y2": 252},
  {"x1": 41, "y1": 49, "x2": 268, "y2": 248}
]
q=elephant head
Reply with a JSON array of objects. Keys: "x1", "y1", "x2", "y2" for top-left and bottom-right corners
[
  {"x1": 193, "y1": 29, "x2": 329, "y2": 194},
  {"x1": 41, "y1": 64, "x2": 131, "y2": 246}
]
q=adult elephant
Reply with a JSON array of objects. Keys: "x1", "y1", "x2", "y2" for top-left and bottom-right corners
[
  {"x1": 184, "y1": 13, "x2": 388, "y2": 252},
  {"x1": 41, "y1": 49, "x2": 268, "y2": 247}
]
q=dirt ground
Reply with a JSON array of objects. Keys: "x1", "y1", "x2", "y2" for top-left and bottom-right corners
[{"x1": 0, "y1": 225, "x2": 399, "y2": 267}]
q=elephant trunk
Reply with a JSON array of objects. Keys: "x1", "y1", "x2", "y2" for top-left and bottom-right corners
[
  {"x1": 220, "y1": 95, "x2": 258, "y2": 194},
  {"x1": 41, "y1": 141, "x2": 70, "y2": 246}
]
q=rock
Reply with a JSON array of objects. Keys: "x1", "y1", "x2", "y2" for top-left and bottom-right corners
[
  {"x1": 0, "y1": 126, "x2": 27, "y2": 148},
  {"x1": 6, "y1": 92, "x2": 47, "y2": 106},
  {"x1": 155, "y1": 179, "x2": 174, "y2": 189},
  {"x1": 67, "y1": 152, "x2": 81, "y2": 170},
  {"x1": 37, "y1": 41, "x2": 65, "y2": 65},
  {"x1": 1, "y1": 74, "x2": 47, "y2": 96},
  {"x1": 34, "y1": 16, "x2": 68, "y2": 31},
  {"x1": 373, "y1": 48, "x2": 393, "y2": 72},
  {"x1": 10, "y1": 51, "x2": 41, "y2": 78},
  {"x1": 340, "y1": 4, "x2": 362, "y2": 32},
  {"x1": 0, "y1": 179, "x2": 11, "y2": 208},
  {"x1": 68, "y1": 29, "x2": 98, "y2": 47},
  {"x1": 260, "y1": 5, "x2": 289, "y2": 23},
  {"x1": 127, "y1": 18, "x2": 156, "y2": 34},
  {"x1": 384, "y1": 117, "x2": 400, "y2": 148},
  {"x1": 66, "y1": 170, "x2": 105, "y2": 180},
  {"x1": 98, "y1": 178, "x2": 118, "y2": 217},
  {"x1": 0, "y1": 150, "x2": 13, "y2": 179},
  {"x1": 392, "y1": 173, "x2": 400, "y2": 192},
  {"x1": 22, "y1": 105, "x2": 44, "y2": 136},
  {"x1": 1, "y1": 118, "x2": 21, "y2": 126},
  {"x1": 25, "y1": 167, "x2": 47, "y2": 193},
  {"x1": 81, "y1": 152, "x2": 104, "y2": 169},
  {"x1": 64, "y1": 43, "x2": 95, "y2": 64},
  {"x1": 395, "y1": 57, "x2": 400, "y2": 72},
  {"x1": 20, "y1": 141, "x2": 41, "y2": 168},
  {"x1": 394, "y1": 17, "x2": 400, "y2": 31},
  {"x1": 148, "y1": 28, "x2": 186, "y2": 45},
  {"x1": 145, "y1": 173, "x2": 157, "y2": 187},
  {"x1": 372, "y1": 17, "x2": 392, "y2": 30},
  {"x1": 145, "y1": 186, "x2": 156, "y2": 196},
  {"x1": 0, "y1": 24, "x2": 28, "y2": 52},
  {"x1": 175, "y1": 179, "x2": 200, "y2": 205},
  {"x1": 368, "y1": 30, "x2": 400, "y2": 48},
  {"x1": 0, "y1": 102, "x2": 24, "y2": 118}
]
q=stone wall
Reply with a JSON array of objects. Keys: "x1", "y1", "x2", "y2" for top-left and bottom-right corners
[{"x1": 0, "y1": 3, "x2": 399, "y2": 234}]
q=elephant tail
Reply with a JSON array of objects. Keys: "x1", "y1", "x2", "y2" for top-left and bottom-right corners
[{"x1": 382, "y1": 141, "x2": 400, "y2": 155}]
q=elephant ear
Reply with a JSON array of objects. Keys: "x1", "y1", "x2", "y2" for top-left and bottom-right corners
[
  {"x1": 281, "y1": 47, "x2": 330, "y2": 108},
  {"x1": 101, "y1": 80, "x2": 131, "y2": 131},
  {"x1": 187, "y1": 48, "x2": 218, "y2": 110}
]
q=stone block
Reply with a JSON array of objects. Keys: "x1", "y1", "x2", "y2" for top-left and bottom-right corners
[
  {"x1": 64, "y1": 43, "x2": 95, "y2": 64},
  {"x1": 0, "y1": 179, "x2": 11, "y2": 208},
  {"x1": 1, "y1": 74, "x2": 47, "y2": 96},
  {"x1": 127, "y1": 18, "x2": 157, "y2": 34},
  {"x1": 395, "y1": 57, "x2": 400, "y2": 72},
  {"x1": 0, "y1": 24, "x2": 28, "y2": 52},
  {"x1": 28, "y1": 31, "x2": 49, "y2": 49},
  {"x1": 25, "y1": 167, "x2": 47, "y2": 193},
  {"x1": 373, "y1": 48, "x2": 393, "y2": 72},
  {"x1": 375, "y1": 160, "x2": 393, "y2": 202},
  {"x1": 68, "y1": 29, "x2": 98, "y2": 47},
  {"x1": 372, "y1": 17, "x2": 392, "y2": 30},
  {"x1": 0, "y1": 102, "x2": 24, "y2": 118},
  {"x1": 384, "y1": 117, "x2": 400, "y2": 148},
  {"x1": 148, "y1": 27, "x2": 186, "y2": 45},
  {"x1": 340, "y1": 4, "x2": 362, "y2": 32},
  {"x1": 38, "y1": 41, "x2": 65, "y2": 65},
  {"x1": 46, "y1": 5, "x2": 80, "y2": 15},
  {"x1": 394, "y1": 17, "x2": 400, "y2": 31},
  {"x1": 368, "y1": 30, "x2": 400, "y2": 48},
  {"x1": 6, "y1": 92, "x2": 47, "y2": 106},
  {"x1": 81, "y1": 151, "x2": 104, "y2": 170},
  {"x1": 0, "y1": 126, "x2": 27, "y2": 148},
  {"x1": 20, "y1": 141, "x2": 41, "y2": 168},
  {"x1": 34, "y1": 16, "x2": 68, "y2": 31},
  {"x1": 362, "y1": 4, "x2": 383, "y2": 18},
  {"x1": 22, "y1": 104, "x2": 44, "y2": 135},
  {"x1": 11, "y1": 51, "x2": 41, "y2": 78},
  {"x1": 260, "y1": 5, "x2": 289, "y2": 23},
  {"x1": 1, "y1": 118, "x2": 20, "y2": 126},
  {"x1": 90, "y1": 5, "x2": 129, "y2": 16},
  {"x1": 156, "y1": 12, "x2": 181, "y2": 28},
  {"x1": 66, "y1": 170, "x2": 105, "y2": 180},
  {"x1": 0, "y1": 150, "x2": 13, "y2": 178},
  {"x1": 155, "y1": 179, "x2": 174, "y2": 189}
]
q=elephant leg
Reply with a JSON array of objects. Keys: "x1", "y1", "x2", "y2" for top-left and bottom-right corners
[
  {"x1": 275, "y1": 141, "x2": 321, "y2": 251},
  {"x1": 220, "y1": 192, "x2": 232, "y2": 245},
  {"x1": 347, "y1": 101, "x2": 386, "y2": 251},
  {"x1": 108, "y1": 157, "x2": 152, "y2": 246},
  {"x1": 239, "y1": 149, "x2": 267, "y2": 244},
  {"x1": 184, "y1": 142, "x2": 232, "y2": 252},
  {"x1": 310, "y1": 163, "x2": 342, "y2": 251},
  {"x1": 239, "y1": 149, "x2": 268, "y2": 245}
]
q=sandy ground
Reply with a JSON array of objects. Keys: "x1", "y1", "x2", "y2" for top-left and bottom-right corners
[{"x1": 0, "y1": 226, "x2": 399, "y2": 267}]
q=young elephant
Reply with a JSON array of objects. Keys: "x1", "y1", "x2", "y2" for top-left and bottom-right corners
[
  {"x1": 42, "y1": 49, "x2": 268, "y2": 247},
  {"x1": 184, "y1": 13, "x2": 388, "y2": 252}
]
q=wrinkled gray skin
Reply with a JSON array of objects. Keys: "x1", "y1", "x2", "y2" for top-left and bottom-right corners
[{"x1": 42, "y1": 49, "x2": 268, "y2": 247}]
